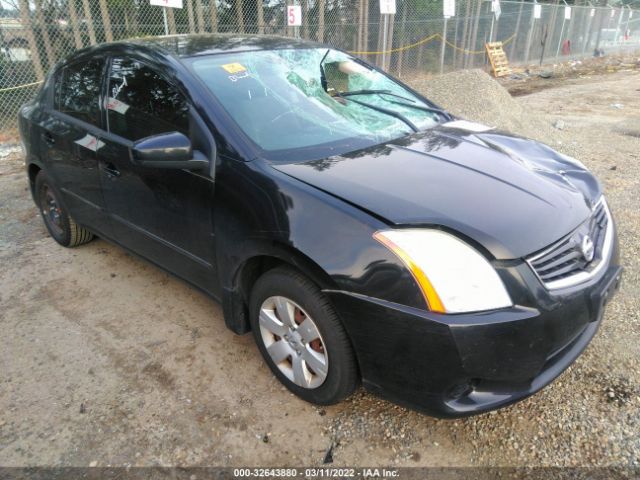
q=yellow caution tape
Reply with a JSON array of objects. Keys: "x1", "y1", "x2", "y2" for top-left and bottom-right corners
[
  {"x1": 349, "y1": 32, "x2": 517, "y2": 56},
  {"x1": 0, "y1": 80, "x2": 43, "y2": 93},
  {"x1": 348, "y1": 33, "x2": 441, "y2": 55}
]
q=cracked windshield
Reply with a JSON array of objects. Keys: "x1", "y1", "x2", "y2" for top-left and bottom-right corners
[{"x1": 190, "y1": 48, "x2": 441, "y2": 158}]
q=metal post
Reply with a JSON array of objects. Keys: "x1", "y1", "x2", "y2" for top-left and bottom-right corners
[
  {"x1": 509, "y1": 1, "x2": 525, "y2": 61},
  {"x1": 555, "y1": 18, "x2": 566, "y2": 57},
  {"x1": 614, "y1": 7, "x2": 624, "y2": 45},
  {"x1": 295, "y1": 0, "x2": 300, "y2": 39},
  {"x1": 163, "y1": 7, "x2": 169, "y2": 35},
  {"x1": 583, "y1": 4, "x2": 595, "y2": 54},
  {"x1": 555, "y1": 2, "x2": 568, "y2": 58},
  {"x1": 489, "y1": 16, "x2": 495, "y2": 43},
  {"x1": 624, "y1": 6, "x2": 632, "y2": 43},
  {"x1": 594, "y1": 7, "x2": 605, "y2": 53},
  {"x1": 440, "y1": 17, "x2": 448, "y2": 74},
  {"x1": 381, "y1": 15, "x2": 389, "y2": 71},
  {"x1": 452, "y1": 16, "x2": 459, "y2": 68},
  {"x1": 524, "y1": 2, "x2": 537, "y2": 63}
]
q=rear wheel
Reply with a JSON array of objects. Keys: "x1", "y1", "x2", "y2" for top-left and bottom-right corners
[
  {"x1": 249, "y1": 266, "x2": 359, "y2": 405},
  {"x1": 35, "y1": 171, "x2": 94, "y2": 247}
]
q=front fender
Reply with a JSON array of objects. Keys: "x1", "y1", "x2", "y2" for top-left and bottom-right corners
[{"x1": 214, "y1": 157, "x2": 427, "y2": 333}]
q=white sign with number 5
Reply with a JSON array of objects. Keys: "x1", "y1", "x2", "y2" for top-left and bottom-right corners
[{"x1": 287, "y1": 5, "x2": 302, "y2": 26}]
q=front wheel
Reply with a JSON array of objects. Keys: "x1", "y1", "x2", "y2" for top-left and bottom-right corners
[
  {"x1": 35, "y1": 171, "x2": 94, "y2": 248},
  {"x1": 249, "y1": 267, "x2": 359, "y2": 405}
]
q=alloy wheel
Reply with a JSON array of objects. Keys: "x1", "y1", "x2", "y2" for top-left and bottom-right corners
[{"x1": 259, "y1": 296, "x2": 328, "y2": 389}]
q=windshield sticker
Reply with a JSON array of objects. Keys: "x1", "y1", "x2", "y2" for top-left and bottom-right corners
[
  {"x1": 106, "y1": 97, "x2": 130, "y2": 115},
  {"x1": 229, "y1": 71, "x2": 251, "y2": 82},
  {"x1": 74, "y1": 134, "x2": 105, "y2": 152},
  {"x1": 442, "y1": 120, "x2": 494, "y2": 132},
  {"x1": 222, "y1": 63, "x2": 247, "y2": 74}
]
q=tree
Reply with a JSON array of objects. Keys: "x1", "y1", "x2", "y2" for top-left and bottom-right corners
[
  {"x1": 302, "y1": 0, "x2": 308, "y2": 38},
  {"x1": 186, "y1": 0, "x2": 196, "y2": 33},
  {"x1": 34, "y1": 0, "x2": 54, "y2": 66},
  {"x1": 67, "y1": 0, "x2": 83, "y2": 49},
  {"x1": 209, "y1": 0, "x2": 218, "y2": 32},
  {"x1": 357, "y1": 0, "x2": 364, "y2": 51},
  {"x1": 18, "y1": 0, "x2": 45, "y2": 80},
  {"x1": 318, "y1": 0, "x2": 324, "y2": 41},
  {"x1": 166, "y1": 6, "x2": 177, "y2": 34},
  {"x1": 98, "y1": 0, "x2": 114, "y2": 41},
  {"x1": 257, "y1": 0, "x2": 264, "y2": 34},
  {"x1": 81, "y1": 0, "x2": 97, "y2": 44},
  {"x1": 235, "y1": 0, "x2": 244, "y2": 33},
  {"x1": 195, "y1": 0, "x2": 205, "y2": 32}
]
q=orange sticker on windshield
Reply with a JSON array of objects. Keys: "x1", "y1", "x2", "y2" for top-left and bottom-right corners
[{"x1": 221, "y1": 63, "x2": 247, "y2": 74}]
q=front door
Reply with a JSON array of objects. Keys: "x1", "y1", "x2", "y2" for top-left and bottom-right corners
[{"x1": 98, "y1": 56, "x2": 218, "y2": 294}]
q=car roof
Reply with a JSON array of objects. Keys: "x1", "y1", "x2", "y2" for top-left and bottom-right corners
[{"x1": 104, "y1": 33, "x2": 327, "y2": 59}]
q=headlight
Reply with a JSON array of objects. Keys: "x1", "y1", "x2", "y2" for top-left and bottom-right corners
[{"x1": 374, "y1": 229, "x2": 512, "y2": 313}]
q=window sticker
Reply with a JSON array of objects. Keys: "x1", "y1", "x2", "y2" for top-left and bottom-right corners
[
  {"x1": 75, "y1": 134, "x2": 105, "y2": 152},
  {"x1": 221, "y1": 63, "x2": 247, "y2": 74},
  {"x1": 229, "y1": 71, "x2": 250, "y2": 82},
  {"x1": 111, "y1": 75, "x2": 128, "y2": 99},
  {"x1": 106, "y1": 97, "x2": 130, "y2": 115}
]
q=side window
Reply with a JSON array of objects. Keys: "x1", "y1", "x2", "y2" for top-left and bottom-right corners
[
  {"x1": 55, "y1": 59, "x2": 104, "y2": 126},
  {"x1": 107, "y1": 58, "x2": 189, "y2": 141}
]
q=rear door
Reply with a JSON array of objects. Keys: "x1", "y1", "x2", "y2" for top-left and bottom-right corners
[
  {"x1": 40, "y1": 57, "x2": 112, "y2": 235},
  {"x1": 97, "y1": 56, "x2": 218, "y2": 294}
]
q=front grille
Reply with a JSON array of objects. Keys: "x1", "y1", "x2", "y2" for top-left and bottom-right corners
[{"x1": 528, "y1": 200, "x2": 610, "y2": 289}]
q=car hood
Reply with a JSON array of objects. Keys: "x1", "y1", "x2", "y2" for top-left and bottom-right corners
[{"x1": 273, "y1": 122, "x2": 602, "y2": 260}]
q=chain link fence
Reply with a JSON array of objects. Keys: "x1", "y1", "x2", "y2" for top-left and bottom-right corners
[{"x1": 2, "y1": 0, "x2": 640, "y2": 128}]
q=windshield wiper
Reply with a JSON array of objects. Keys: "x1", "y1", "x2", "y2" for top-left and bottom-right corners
[
  {"x1": 338, "y1": 89, "x2": 450, "y2": 120},
  {"x1": 319, "y1": 49, "x2": 330, "y2": 93},
  {"x1": 334, "y1": 92, "x2": 418, "y2": 132}
]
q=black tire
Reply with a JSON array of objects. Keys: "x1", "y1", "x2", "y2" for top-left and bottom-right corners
[
  {"x1": 35, "y1": 171, "x2": 94, "y2": 248},
  {"x1": 249, "y1": 266, "x2": 359, "y2": 405}
]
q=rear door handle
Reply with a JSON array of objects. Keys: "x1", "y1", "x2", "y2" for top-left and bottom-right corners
[
  {"x1": 42, "y1": 131, "x2": 55, "y2": 147},
  {"x1": 104, "y1": 163, "x2": 121, "y2": 178}
]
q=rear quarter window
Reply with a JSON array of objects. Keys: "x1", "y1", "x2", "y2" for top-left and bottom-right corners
[{"x1": 54, "y1": 58, "x2": 105, "y2": 127}]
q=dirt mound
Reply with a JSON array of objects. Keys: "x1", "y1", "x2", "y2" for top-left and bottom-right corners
[
  {"x1": 408, "y1": 69, "x2": 554, "y2": 141},
  {"x1": 614, "y1": 116, "x2": 640, "y2": 138}
]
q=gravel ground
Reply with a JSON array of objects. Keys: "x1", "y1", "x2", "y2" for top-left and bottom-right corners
[{"x1": 0, "y1": 69, "x2": 638, "y2": 468}]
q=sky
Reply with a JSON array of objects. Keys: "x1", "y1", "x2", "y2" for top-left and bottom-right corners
[{"x1": 0, "y1": 0, "x2": 17, "y2": 12}]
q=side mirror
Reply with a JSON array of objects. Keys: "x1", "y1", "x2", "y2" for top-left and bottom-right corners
[{"x1": 132, "y1": 132, "x2": 208, "y2": 171}]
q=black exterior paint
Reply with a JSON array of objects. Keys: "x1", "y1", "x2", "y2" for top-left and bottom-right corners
[{"x1": 18, "y1": 34, "x2": 622, "y2": 417}]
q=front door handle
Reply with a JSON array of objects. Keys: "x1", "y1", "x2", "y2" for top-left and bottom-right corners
[
  {"x1": 104, "y1": 163, "x2": 121, "y2": 178},
  {"x1": 42, "y1": 131, "x2": 55, "y2": 147}
]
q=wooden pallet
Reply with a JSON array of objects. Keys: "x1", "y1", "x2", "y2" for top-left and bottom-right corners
[{"x1": 486, "y1": 42, "x2": 511, "y2": 78}]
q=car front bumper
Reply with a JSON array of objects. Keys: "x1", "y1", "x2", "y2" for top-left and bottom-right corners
[{"x1": 325, "y1": 235, "x2": 622, "y2": 418}]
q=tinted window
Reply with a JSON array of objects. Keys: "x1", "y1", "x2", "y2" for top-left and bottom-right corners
[
  {"x1": 55, "y1": 59, "x2": 104, "y2": 126},
  {"x1": 107, "y1": 58, "x2": 189, "y2": 141}
]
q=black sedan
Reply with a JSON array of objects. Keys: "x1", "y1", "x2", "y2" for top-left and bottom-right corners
[{"x1": 18, "y1": 34, "x2": 622, "y2": 417}]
